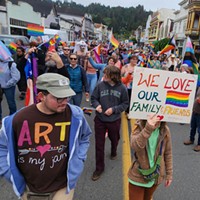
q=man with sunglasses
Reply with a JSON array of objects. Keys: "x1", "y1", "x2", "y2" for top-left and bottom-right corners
[
  {"x1": 66, "y1": 53, "x2": 89, "y2": 107},
  {"x1": 0, "y1": 73, "x2": 92, "y2": 200},
  {"x1": 60, "y1": 47, "x2": 71, "y2": 66}
]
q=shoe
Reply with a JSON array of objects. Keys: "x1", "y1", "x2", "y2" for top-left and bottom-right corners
[
  {"x1": 193, "y1": 145, "x2": 200, "y2": 152},
  {"x1": 91, "y1": 170, "x2": 103, "y2": 181},
  {"x1": 110, "y1": 153, "x2": 117, "y2": 160},
  {"x1": 183, "y1": 140, "x2": 194, "y2": 145}
]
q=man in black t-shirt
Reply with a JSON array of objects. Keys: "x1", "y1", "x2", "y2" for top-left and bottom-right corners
[{"x1": 0, "y1": 73, "x2": 92, "y2": 200}]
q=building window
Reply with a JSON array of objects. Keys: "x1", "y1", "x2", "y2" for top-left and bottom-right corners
[
  {"x1": 193, "y1": 13, "x2": 199, "y2": 29},
  {"x1": 10, "y1": 18, "x2": 38, "y2": 28}
]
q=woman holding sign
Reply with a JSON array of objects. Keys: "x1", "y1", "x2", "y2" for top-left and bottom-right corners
[{"x1": 128, "y1": 114, "x2": 173, "y2": 200}]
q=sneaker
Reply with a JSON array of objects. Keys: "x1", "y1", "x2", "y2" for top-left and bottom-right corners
[
  {"x1": 110, "y1": 153, "x2": 117, "y2": 160},
  {"x1": 183, "y1": 140, "x2": 194, "y2": 145},
  {"x1": 91, "y1": 170, "x2": 103, "y2": 181},
  {"x1": 193, "y1": 145, "x2": 200, "y2": 152}
]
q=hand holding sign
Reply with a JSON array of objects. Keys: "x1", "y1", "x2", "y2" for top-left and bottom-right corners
[{"x1": 147, "y1": 114, "x2": 161, "y2": 128}]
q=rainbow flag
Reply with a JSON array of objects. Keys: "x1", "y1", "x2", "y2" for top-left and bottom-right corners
[
  {"x1": 8, "y1": 42, "x2": 18, "y2": 54},
  {"x1": 149, "y1": 43, "x2": 155, "y2": 49},
  {"x1": 159, "y1": 36, "x2": 176, "y2": 55},
  {"x1": 82, "y1": 107, "x2": 95, "y2": 116},
  {"x1": 110, "y1": 34, "x2": 119, "y2": 49},
  {"x1": 54, "y1": 34, "x2": 61, "y2": 44},
  {"x1": 27, "y1": 24, "x2": 44, "y2": 36},
  {"x1": 94, "y1": 44, "x2": 101, "y2": 55},
  {"x1": 0, "y1": 40, "x2": 12, "y2": 61},
  {"x1": 165, "y1": 90, "x2": 190, "y2": 107},
  {"x1": 140, "y1": 61, "x2": 145, "y2": 67},
  {"x1": 183, "y1": 37, "x2": 200, "y2": 86}
]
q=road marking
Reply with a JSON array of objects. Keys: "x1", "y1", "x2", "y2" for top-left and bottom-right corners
[{"x1": 121, "y1": 112, "x2": 135, "y2": 200}]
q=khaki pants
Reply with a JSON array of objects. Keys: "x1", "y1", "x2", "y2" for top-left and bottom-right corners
[{"x1": 21, "y1": 187, "x2": 74, "y2": 200}]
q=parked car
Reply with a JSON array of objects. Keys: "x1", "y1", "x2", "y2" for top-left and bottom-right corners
[{"x1": 0, "y1": 34, "x2": 30, "y2": 47}]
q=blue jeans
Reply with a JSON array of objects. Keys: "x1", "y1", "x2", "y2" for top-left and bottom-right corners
[
  {"x1": 86, "y1": 73, "x2": 97, "y2": 95},
  {"x1": 190, "y1": 112, "x2": 200, "y2": 145},
  {"x1": 0, "y1": 86, "x2": 17, "y2": 120},
  {"x1": 70, "y1": 92, "x2": 82, "y2": 107}
]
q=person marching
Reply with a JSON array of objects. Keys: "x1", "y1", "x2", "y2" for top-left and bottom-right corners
[
  {"x1": 91, "y1": 65, "x2": 129, "y2": 181},
  {"x1": 128, "y1": 114, "x2": 173, "y2": 200},
  {"x1": 0, "y1": 73, "x2": 92, "y2": 200}
]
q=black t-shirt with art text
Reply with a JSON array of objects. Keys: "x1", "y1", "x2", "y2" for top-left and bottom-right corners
[{"x1": 13, "y1": 104, "x2": 71, "y2": 193}]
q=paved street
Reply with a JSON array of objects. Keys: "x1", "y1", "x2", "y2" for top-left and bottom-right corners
[{"x1": 0, "y1": 90, "x2": 200, "y2": 200}]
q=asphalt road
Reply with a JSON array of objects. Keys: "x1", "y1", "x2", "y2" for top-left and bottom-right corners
[{"x1": 0, "y1": 90, "x2": 200, "y2": 200}]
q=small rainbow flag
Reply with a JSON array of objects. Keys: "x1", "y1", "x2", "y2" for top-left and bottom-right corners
[
  {"x1": 140, "y1": 61, "x2": 145, "y2": 67},
  {"x1": 8, "y1": 42, "x2": 18, "y2": 54},
  {"x1": 49, "y1": 37, "x2": 56, "y2": 46},
  {"x1": 110, "y1": 34, "x2": 119, "y2": 49},
  {"x1": 54, "y1": 34, "x2": 61, "y2": 43},
  {"x1": 82, "y1": 107, "x2": 95, "y2": 116},
  {"x1": 165, "y1": 90, "x2": 190, "y2": 107},
  {"x1": 149, "y1": 43, "x2": 155, "y2": 49},
  {"x1": 27, "y1": 24, "x2": 44, "y2": 36},
  {"x1": 94, "y1": 44, "x2": 101, "y2": 55}
]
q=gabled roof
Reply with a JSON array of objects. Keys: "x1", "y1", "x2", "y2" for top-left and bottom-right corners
[
  {"x1": 60, "y1": 14, "x2": 82, "y2": 26},
  {"x1": 56, "y1": 5, "x2": 84, "y2": 17},
  {"x1": 0, "y1": 0, "x2": 6, "y2": 6},
  {"x1": 7, "y1": 0, "x2": 53, "y2": 17}
]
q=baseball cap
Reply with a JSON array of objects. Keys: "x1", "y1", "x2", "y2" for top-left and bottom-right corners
[
  {"x1": 181, "y1": 63, "x2": 189, "y2": 67},
  {"x1": 36, "y1": 73, "x2": 76, "y2": 98},
  {"x1": 171, "y1": 54, "x2": 175, "y2": 58}
]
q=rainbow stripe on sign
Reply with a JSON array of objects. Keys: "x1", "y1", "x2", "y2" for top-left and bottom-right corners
[
  {"x1": 27, "y1": 24, "x2": 44, "y2": 36},
  {"x1": 165, "y1": 90, "x2": 190, "y2": 107}
]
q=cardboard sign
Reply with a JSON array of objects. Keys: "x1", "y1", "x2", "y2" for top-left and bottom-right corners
[{"x1": 129, "y1": 67, "x2": 198, "y2": 123}]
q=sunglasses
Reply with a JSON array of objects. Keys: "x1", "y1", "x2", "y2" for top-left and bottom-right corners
[
  {"x1": 70, "y1": 57, "x2": 77, "y2": 60},
  {"x1": 56, "y1": 97, "x2": 71, "y2": 103},
  {"x1": 63, "y1": 49, "x2": 70, "y2": 51}
]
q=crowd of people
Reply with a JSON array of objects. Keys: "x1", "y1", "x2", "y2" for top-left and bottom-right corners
[{"x1": 0, "y1": 35, "x2": 199, "y2": 200}]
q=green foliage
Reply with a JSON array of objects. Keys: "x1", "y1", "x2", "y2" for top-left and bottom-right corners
[
  {"x1": 57, "y1": 1, "x2": 152, "y2": 35},
  {"x1": 129, "y1": 37, "x2": 137, "y2": 44}
]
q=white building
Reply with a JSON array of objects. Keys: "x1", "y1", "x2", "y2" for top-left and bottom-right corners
[
  {"x1": 0, "y1": 2, "x2": 7, "y2": 34},
  {"x1": 173, "y1": 0, "x2": 189, "y2": 56},
  {"x1": 157, "y1": 8, "x2": 176, "y2": 40},
  {"x1": 144, "y1": 15, "x2": 152, "y2": 44},
  {"x1": 94, "y1": 23, "x2": 110, "y2": 41}
]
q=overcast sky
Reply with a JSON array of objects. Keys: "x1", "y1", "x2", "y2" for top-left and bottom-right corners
[{"x1": 68, "y1": 0, "x2": 180, "y2": 11}]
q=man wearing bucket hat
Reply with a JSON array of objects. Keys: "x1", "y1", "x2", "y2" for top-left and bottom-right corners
[{"x1": 0, "y1": 73, "x2": 92, "y2": 200}]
